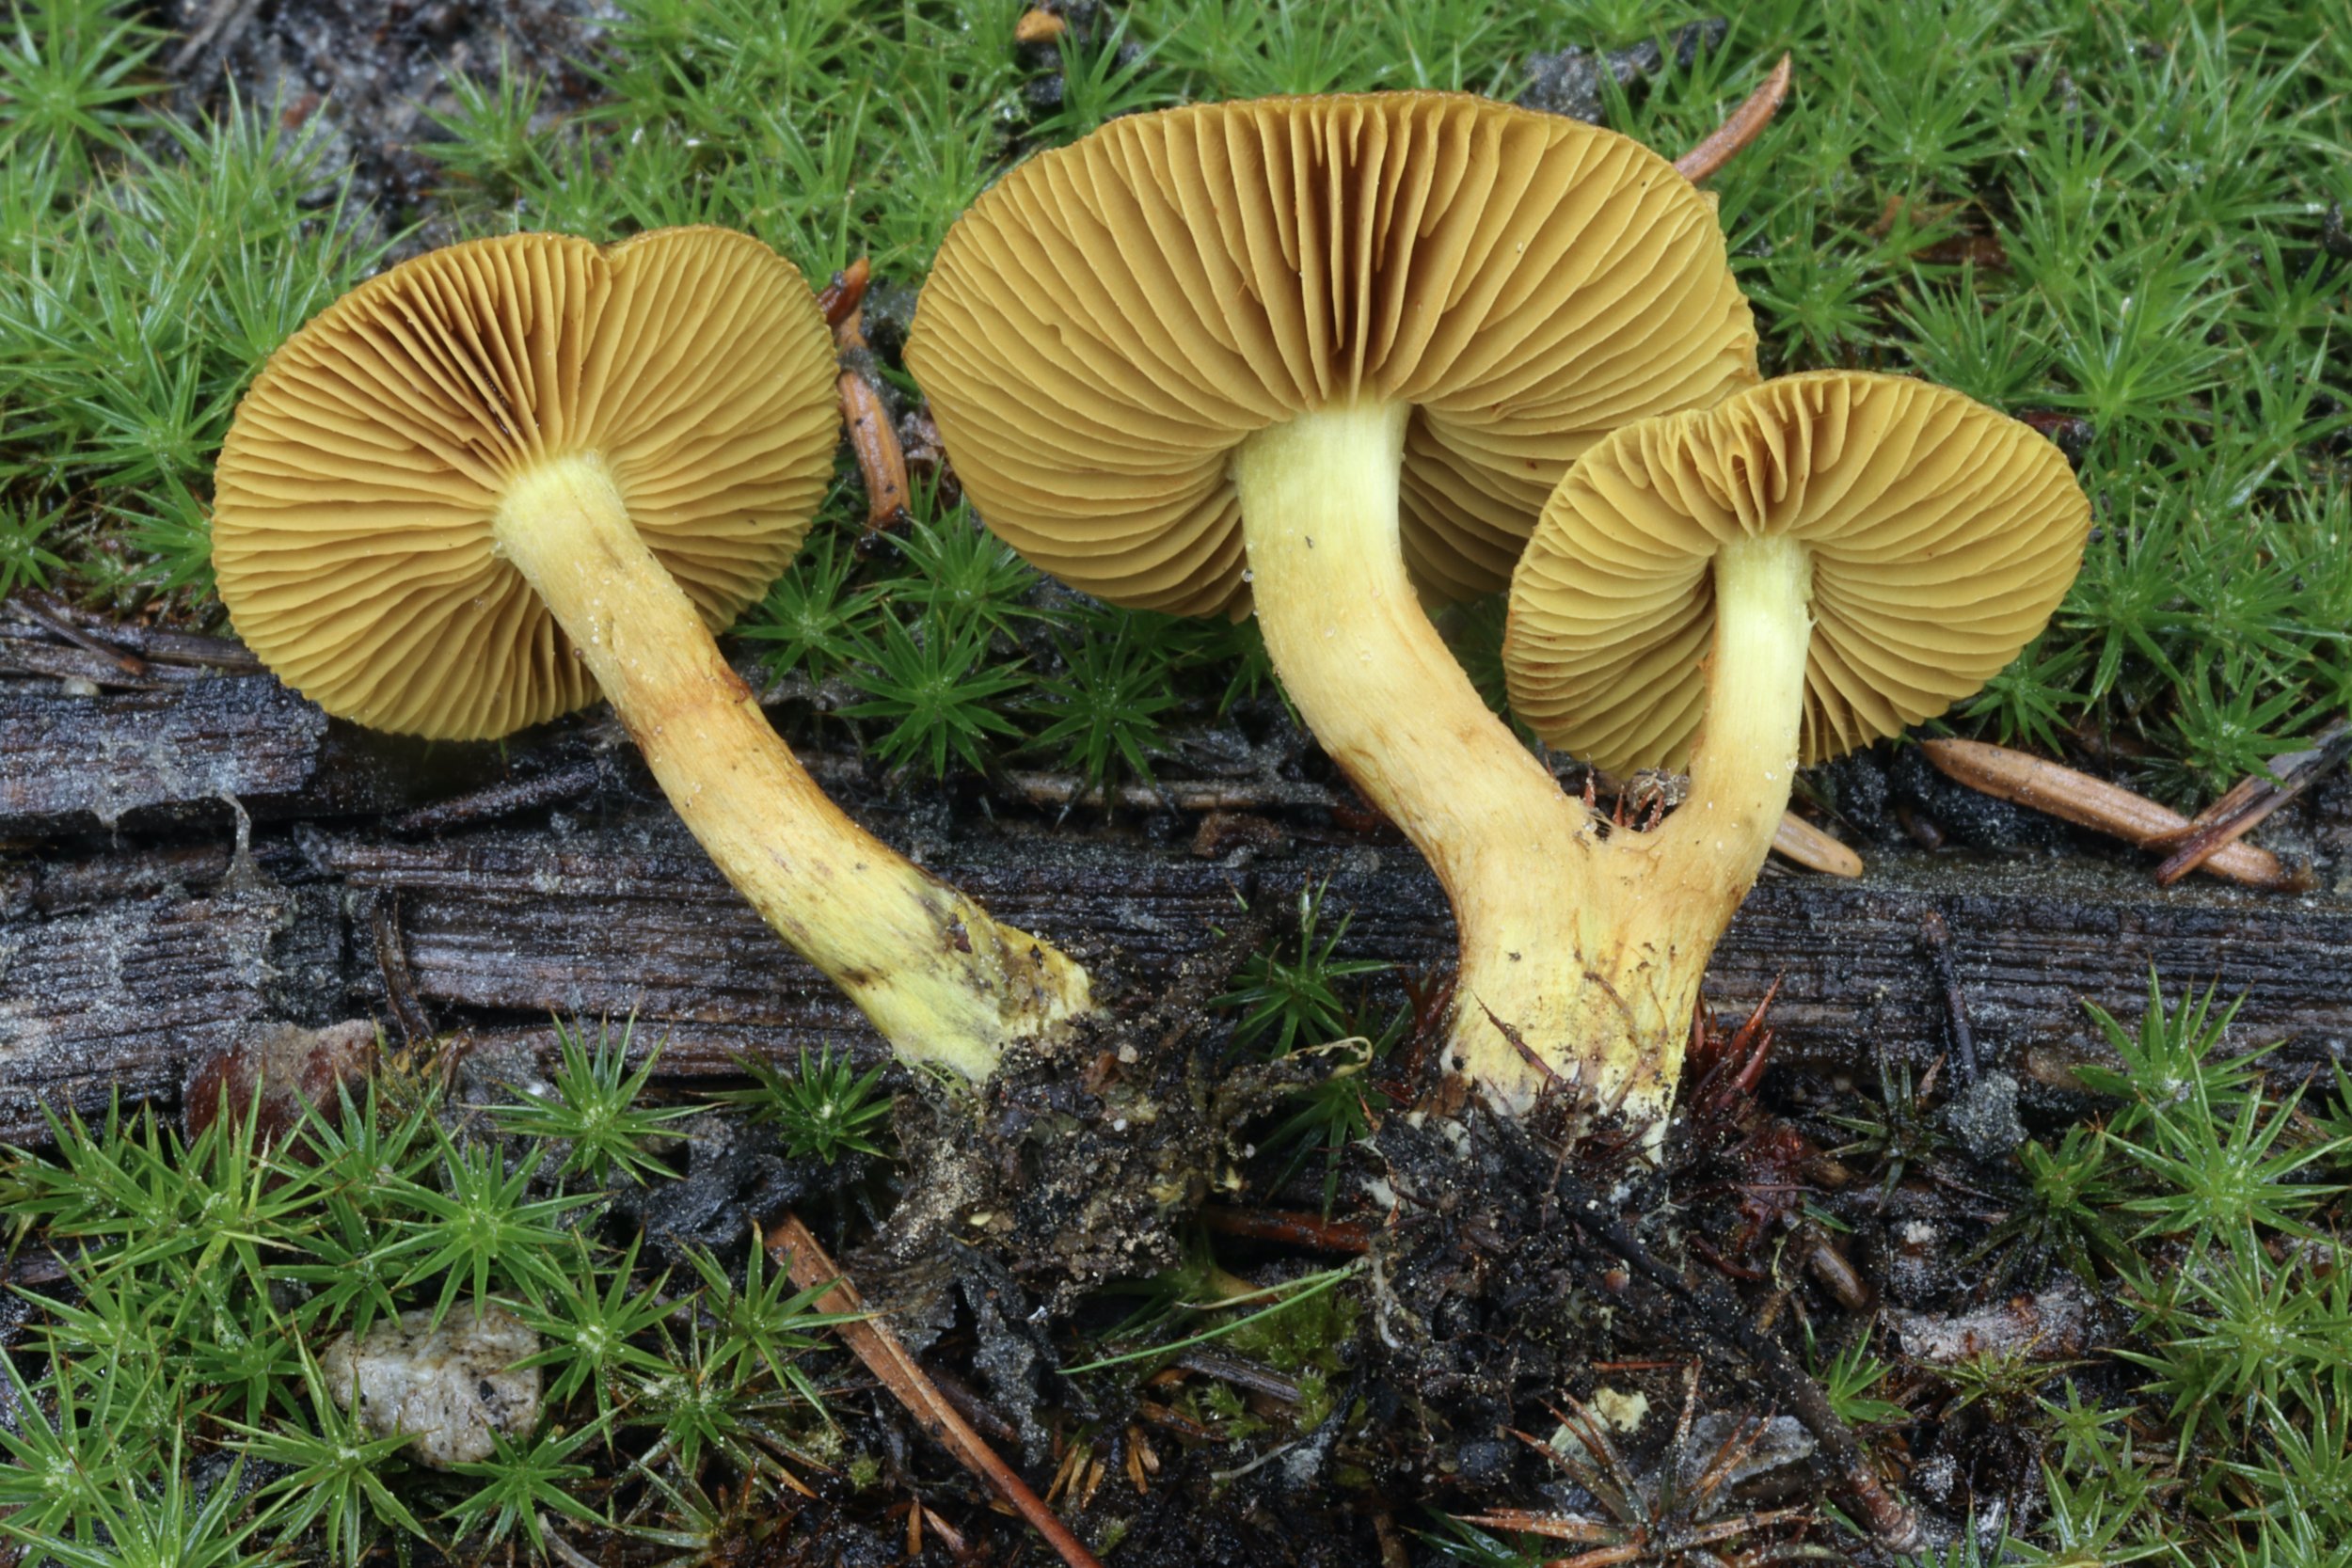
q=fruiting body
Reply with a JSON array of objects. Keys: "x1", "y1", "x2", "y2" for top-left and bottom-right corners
[
  {"x1": 910, "y1": 93, "x2": 1757, "y2": 1107},
  {"x1": 215, "y1": 229, "x2": 1089, "y2": 1080},
  {"x1": 1504, "y1": 372, "x2": 2092, "y2": 1128}
]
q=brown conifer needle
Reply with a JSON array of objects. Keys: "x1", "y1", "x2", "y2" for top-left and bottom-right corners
[
  {"x1": 1772, "y1": 811, "x2": 1863, "y2": 877},
  {"x1": 1676, "y1": 54, "x2": 1794, "y2": 182},
  {"x1": 816, "y1": 257, "x2": 912, "y2": 534},
  {"x1": 2154, "y1": 721, "x2": 2349, "y2": 885},
  {"x1": 1919, "y1": 738, "x2": 2306, "y2": 891},
  {"x1": 767, "y1": 1213, "x2": 1106, "y2": 1568}
]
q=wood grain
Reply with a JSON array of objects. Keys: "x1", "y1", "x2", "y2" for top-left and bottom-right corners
[{"x1": 7, "y1": 646, "x2": 2350, "y2": 1143}]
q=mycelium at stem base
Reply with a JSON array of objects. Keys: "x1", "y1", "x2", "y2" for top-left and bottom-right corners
[
  {"x1": 1232, "y1": 404, "x2": 1605, "y2": 1113},
  {"x1": 492, "y1": 456, "x2": 1093, "y2": 1081}
]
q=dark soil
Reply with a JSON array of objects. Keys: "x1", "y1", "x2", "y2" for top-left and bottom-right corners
[{"x1": 158, "y1": 0, "x2": 614, "y2": 242}]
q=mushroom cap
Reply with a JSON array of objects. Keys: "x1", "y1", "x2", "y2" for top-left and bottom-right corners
[
  {"x1": 1504, "y1": 371, "x2": 2093, "y2": 772},
  {"x1": 907, "y1": 92, "x2": 1757, "y2": 616},
  {"x1": 213, "y1": 227, "x2": 839, "y2": 740}
]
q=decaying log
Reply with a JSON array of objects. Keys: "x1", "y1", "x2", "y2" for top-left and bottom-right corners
[
  {"x1": 0, "y1": 879, "x2": 343, "y2": 1139},
  {"x1": 2, "y1": 675, "x2": 325, "y2": 829},
  {"x1": 6, "y1": 657, "x2": 2351, "y2": 1142},
  {"x1": 8, "y1": 801, "x2": 2352, "y2": 1142},
  {"x1": 0, "y1": 667, "x2": 507, "y2": 836}
]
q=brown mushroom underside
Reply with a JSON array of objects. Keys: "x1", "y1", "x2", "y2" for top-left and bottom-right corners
[
  {"x1": 1508, "y1": 372, "x2": 2093, "y2": 774},
  {"x1": 214, "y1": 228, "x2": 838, "y2": 740},
  {"x1": 212, "y1": 230, "x2": 1093, "y2": 1078},
  {"x1": 911, "y1": 91, "x2": 1758, "y2": 612}
]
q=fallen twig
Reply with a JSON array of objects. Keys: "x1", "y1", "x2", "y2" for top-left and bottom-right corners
[
  {"x1": 4, "y1": 591, "x2": 261, "y2": 672},
  {"x1": 1168, "y1": 1349, "x2": 1302, "y2": 1405},
  {"x1": 1920, "y1": 738, "x2": 2307, "y2": 891},
  {"x1": 1674, "y1": 54, "x2": 1793, "y2": 182},
  {"x1": 765, "y1": 1213, "x2": 1105, "y2": 1568},
  {"x1": 167, "y1": 0, "x2": 263, "y2": 74},
  {"x1": 1004, "y1": 768, "x2": 1336, "y2": 813},
  {"x1": 1201, "y1": 1206, "x2": 1374, "y2": 1255},
  {"x1": 1007, "y1": 766, "x2": 1860, "y2": 871},
  {"x1": 1918, "y1": 909, "x2": 1977, "y2": 1083},
  {"x1": 923, "y1": 1362, "x2": 1022, "y2": 1446},
  {"x1": 96, "y1": 626, "x2": 260, "y2": 672},
  {"x1": 539, "y1": 1520, "x2": 601, "y2": 1568},
  {"x1": 371, "y1": 895, "x2": 437, "y2": 1046},
  {"x1": 2153, "y1": 720, "x2": 2350, "y2": 886},
  {"x1": 0, "y1": 637, "x2": 184, "y2": 689},
  {"x1": 5, "y1": 592, "x2": 147, "y2": 676},
  {"x1": 390, "y1": 761, "x2": 606, "y2": 837}
]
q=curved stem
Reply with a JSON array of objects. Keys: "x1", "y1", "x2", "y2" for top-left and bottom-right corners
[
  {"x1": 1596, "y1": 533, "x2": 1812, "y2": 1127},
  {"x1": 1651, "y1": 535, "x2": 1814, "y2": 901},
  {"x1": 491, "y1": 456, "x2": 1091, "y2": 1080},
  {"x1": 1232, "y1": 404, "x2": 1597, "y2": 1111}
]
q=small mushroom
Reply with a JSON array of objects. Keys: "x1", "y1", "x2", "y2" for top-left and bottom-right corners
[
  {"x1": 1502, "y1": 371, "x2": 2091, "y2": 1128},
  {"x1": 908, "y1": 93, "x2": 1756, "y2": 1098},
  {"x1": 214, "y1": 229, "x2": 1091, "y2": 1080}
]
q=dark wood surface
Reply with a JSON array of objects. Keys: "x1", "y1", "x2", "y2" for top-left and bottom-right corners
[{"x1": 7, "y1": 627, "x2": 2349, "y2": 1143}]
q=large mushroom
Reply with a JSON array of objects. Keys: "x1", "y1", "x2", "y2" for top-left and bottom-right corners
[
  {"x1": 1503, "y1": 370, "x2": 2091, "y2": 1127},
  {"x1": 907, "y1": 92, "x2": 1756, "y2": 1103},
  {"x1": 213, "y1": 228, "x2": 1091, "y2": 1080}
]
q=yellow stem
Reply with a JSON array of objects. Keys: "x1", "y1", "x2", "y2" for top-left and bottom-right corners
[
  {"x1": 1588, "y1": 532, "x2": 1814, "y2": 1129},
  {"x1": 1234, "y1": 413, "x2": 1816, "y2": 1145},
  {"x1": 1651, "y1": 535, "x2": 1815, "y2": 909},
  {"x1": 1232, "y1": 404, "x2": 1597, "y2": 1111},
  {"x1": 490, "y1": 455, "x2": 1091, "y2": 1080}
]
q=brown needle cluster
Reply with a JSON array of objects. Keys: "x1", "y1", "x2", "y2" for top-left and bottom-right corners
[{"x1": 1922, "y1": 738, "x2": 2312, "y2": 891}]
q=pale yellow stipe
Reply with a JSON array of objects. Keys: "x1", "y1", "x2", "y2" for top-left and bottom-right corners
[
  {"x1": 1232, "y1": 404, "x2": 1600, "y2": 1111},
  {"x1": 1232, "y1": 418, "x2": 1818, "y2": 1127},
  {"x1": 1467, "y1": 536, "x2": 1815, "y2": 1126},
  {"x1": 492, "y1": 459, "x2": 1091, "y2": 1079}
]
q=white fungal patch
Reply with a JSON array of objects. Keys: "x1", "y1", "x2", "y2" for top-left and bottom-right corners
[{"x1": 320, "y1": 1305, "x2": 542, "y2": 1469}]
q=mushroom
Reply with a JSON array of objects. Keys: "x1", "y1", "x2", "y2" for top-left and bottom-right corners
[
  {"x1": 1502, "y1": 370, "x2": 2091, "y2": 1126},
  {"x1": 212, "y1": 228, "x2": 1090, "y2": 1080},
  {"x1": 906, "y1": 92, "x2": 1756, "y2": 1102}
]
